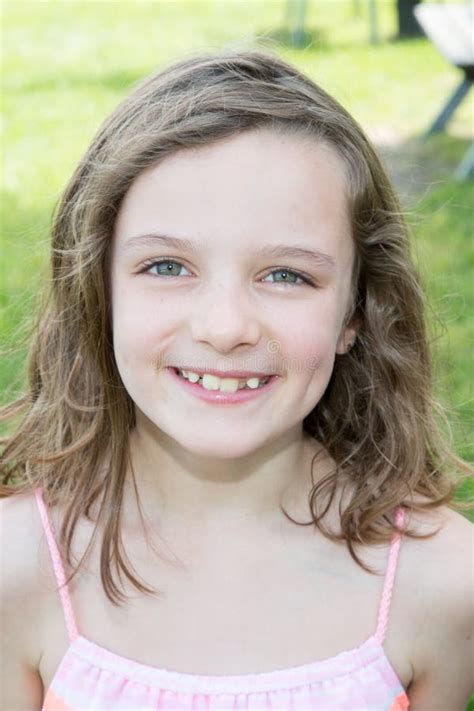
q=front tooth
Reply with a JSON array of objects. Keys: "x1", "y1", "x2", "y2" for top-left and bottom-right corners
[
  {"x1": 245, "y1": 377, "x2": 260, "y2": 389},
  {"x1": 219, "y1": 378, "x2": 240, "y2": 393},
  {"x1": 201, "y1": 374, "x2": 221, "y2": 390}
]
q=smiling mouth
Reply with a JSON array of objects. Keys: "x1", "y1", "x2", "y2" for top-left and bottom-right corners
[{"x1": 173, "y1": 368, "x2": 272, "y2": 391}]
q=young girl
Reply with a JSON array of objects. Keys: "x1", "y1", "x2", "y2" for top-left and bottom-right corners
[{"x1": 1, "y1": 48, "x2": 473, "y2": 711}]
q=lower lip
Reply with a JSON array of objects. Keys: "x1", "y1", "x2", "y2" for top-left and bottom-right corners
[{"x1": 166, "y1": 367, "x2": 279, "y2": 405}]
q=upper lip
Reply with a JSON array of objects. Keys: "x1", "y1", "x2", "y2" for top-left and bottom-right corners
[{"x1": 171, "y1": 367, "x2": 276, "y2": 379}]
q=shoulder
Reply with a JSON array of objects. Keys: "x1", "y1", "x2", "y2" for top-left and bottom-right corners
[
  {"x1": 0, "y1": 490, "x2": 45, "y2": 595},
  {"x1": 402, "y1": 503, "x2": 473, "y2": 622},
  {"x1": 402, "y1": 504, "x2": 474, "y2": 709},
  {"x1": 403, "y1": 503, "x2": 472, "y2": 588},
  {"x1": 0, "y1": 490, "x2": 51, "y2": 643},
  {"x1": 0, "y1": 491, "x2": 47, "y2": 709}
]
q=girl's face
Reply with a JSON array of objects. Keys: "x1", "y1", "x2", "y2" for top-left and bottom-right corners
[{"x1": 110, "y1": 128, "x2": 357, "y2": 459}]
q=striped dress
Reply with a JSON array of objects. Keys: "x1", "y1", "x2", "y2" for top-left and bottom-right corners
[{"x1": 35, "y1": 486, "x2": 410, "y2": 710}]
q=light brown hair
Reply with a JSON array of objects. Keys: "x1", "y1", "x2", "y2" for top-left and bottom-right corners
[{"x1": 1, "y1": 47, "x2": 472, "y2": 604}]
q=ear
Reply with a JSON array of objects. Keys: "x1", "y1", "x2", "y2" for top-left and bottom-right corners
[{"x1": 335, "y1": 315, "x2": 361, "y2": 355}]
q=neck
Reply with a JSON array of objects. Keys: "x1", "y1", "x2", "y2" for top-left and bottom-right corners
[{"x1": 121, "y1": 415, "x2": 329, "y2": 535}]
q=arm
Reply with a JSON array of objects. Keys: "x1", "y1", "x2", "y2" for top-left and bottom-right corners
[
  {"x1": 0, "y1": 495, "x2": 45, "y2": 710},
  {"x1": 407, "y1": 509, "x2": 474, "y2": 710}
]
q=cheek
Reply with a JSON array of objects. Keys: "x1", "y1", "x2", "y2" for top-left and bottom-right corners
[
  {"x1": 111, "y1": 288, "x2": 169, "y2": 368},
  {"x1": 275, "y1": 303, "x2": 340, "y2": 374},
  {"x1": 287, "y1": 334, "x2": 335, "y2": 387}
]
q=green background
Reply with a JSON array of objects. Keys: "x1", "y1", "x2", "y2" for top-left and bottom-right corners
[{"x1": 1, "y1": 1, "x2": 473, "y2": 706}]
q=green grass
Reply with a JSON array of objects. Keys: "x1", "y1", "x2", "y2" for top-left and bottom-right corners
[{"x1": 414, "y1": 179, "x2": 473, "y2": 459}]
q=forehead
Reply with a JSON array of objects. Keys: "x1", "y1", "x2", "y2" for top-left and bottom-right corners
[{"x1": 113, "y1": 127, "x2": 353, "y2": 264}]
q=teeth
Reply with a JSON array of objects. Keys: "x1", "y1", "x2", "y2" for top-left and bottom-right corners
[
  {"x1": 245, "y1": 378, "x2": 260, "y2": 390},
  {"x1": 178, "y1": 370, "x2": 269, "y2": 392},
  {"x1": 202, "y1": 374, "x2": 233, "y2": 392},
  {"x1": 186, "y1": 371, "x2": 200, "y2": 384}
]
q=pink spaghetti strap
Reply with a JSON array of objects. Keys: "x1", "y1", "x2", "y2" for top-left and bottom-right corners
[
  {"x1": 374, "y1": 506, "x2": 406, "y2": 645},
  {"x1": 34, "y1": 486, "x2": 79, "y2": 643}
]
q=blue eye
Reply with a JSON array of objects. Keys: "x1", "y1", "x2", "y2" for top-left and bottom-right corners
[
  {"x1": 140, "y1": 260, "x2": 315, "y2": 287},
  {"x1": 263, "y1": 269, "x2": 313, "y2": 286},
  {"x1": 143, "y1": 260, "x2": 189, "y2": 277}
]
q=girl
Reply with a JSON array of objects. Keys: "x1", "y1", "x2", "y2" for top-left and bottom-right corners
[{"x1": 1, "y1": 48, "x2": 473, "y2": 711}]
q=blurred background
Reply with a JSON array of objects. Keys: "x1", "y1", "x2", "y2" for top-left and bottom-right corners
[
  {"x1": 1, "y1": 2, "x2": 472, "y2": 488},
  {"x1": 1, "y1": 1, "x2": 473, "y2": 707}
]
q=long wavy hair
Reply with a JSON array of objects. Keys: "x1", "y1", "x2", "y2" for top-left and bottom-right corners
[{"x1": 1, "y1": 47, "x2": 472, "y2": 604}]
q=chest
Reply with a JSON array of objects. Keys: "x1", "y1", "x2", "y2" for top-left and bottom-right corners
[{"x1": 38, "y1": 523, "x2": 414, "y2": 693}]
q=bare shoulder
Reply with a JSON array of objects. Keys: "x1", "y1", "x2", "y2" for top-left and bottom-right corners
[
  {"x1": 0, "y1": 491, "x2": 46, "y2": 709},
  {"x1": 404, "y1": 504, "x2": 473, "y2": 585},
  {"x1": 1, "y1": 491, "x2": 44, "y2": 586},
  {"x1": 0, "y1": 489, "x2": 59, "y2": 594},
  {"x1": 402, "y1": 504, "x2": 474, "y2": 710}
]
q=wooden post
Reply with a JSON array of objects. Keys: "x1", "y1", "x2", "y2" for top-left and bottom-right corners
[
  {"x1": 368, "y1": 0, "x2": 379, "y2": 45},
  {"x1": 287, "y1": 0, "x2": 308, "y2": 47}
]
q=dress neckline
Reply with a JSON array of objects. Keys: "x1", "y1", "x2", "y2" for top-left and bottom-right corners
[{"x1": 45, "y1": 631, "x2": 410, "y2": 697}]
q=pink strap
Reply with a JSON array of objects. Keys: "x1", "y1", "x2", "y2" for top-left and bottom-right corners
[
  {"x1": 34, "y1": 486, "x2": 79, "y2": 643},
  {"x1": 374, "y1": 506, "x2": 406, "y2": 645}
]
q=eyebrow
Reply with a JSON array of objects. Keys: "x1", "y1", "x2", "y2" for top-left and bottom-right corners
[{"x1": 121, "y1": 233, "x2": 337, "y2": 269}]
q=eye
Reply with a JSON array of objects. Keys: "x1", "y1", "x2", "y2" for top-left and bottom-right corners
[
  {"x1": 140, "y1": 259, "x2": 191, "y2": 277},
  {"x1": 263, "y1": 268, "x2": 315, "y2": 287}
]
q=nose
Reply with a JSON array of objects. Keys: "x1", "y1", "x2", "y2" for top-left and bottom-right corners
[{"x1": 189, "y1": 280, "x2": 261, "y2": 353}]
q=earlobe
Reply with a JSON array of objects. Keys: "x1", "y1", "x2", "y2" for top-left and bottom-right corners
[{"x1": 336, "y1": 324, "x2": 359, "y2": 355}]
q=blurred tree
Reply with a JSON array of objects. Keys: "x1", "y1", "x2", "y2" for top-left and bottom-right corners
[
  {"x1": 368, "y1": 0, "x2": 379, "y2": 45},
  {"x1": 286, "y1": 0, "x2": 308, "y2": 47},
  {"x1": 396, "y1": 0, "x2": 423, "y2": 38},
  {"x1": 352, "y1": 0, "x2": 362, "y2": 18},
  {"x1": 284, "y1": 0, "x2": 425, "y2": 48}
]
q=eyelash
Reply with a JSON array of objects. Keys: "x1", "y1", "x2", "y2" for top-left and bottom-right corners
[{"x1": 138, "y1": 259, "x2": 316, "y2": 287}]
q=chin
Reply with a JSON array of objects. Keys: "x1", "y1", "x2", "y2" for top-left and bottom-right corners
[
  {"x1": 173, "y1": 435, "x2": 265, "y2": 461},
  {"x1": 135, "y1": 408, "x2": 275, "y2": 459}
]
